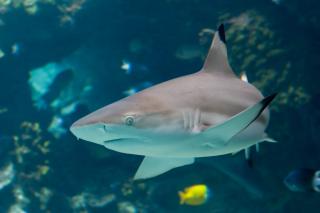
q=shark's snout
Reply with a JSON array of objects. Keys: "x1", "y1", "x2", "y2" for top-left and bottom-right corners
[
  {"x1": 70, "y1": 120, "x2": 133, "y2": 147},
  {"x1": 70, "y1": 122, "x2": 107, "y2": 143},
  {"x1": 70, "y1": 114, "x2": 96, "y2": 128}
]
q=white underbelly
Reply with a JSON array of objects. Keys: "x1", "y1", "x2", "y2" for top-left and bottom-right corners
[
  {"x1": 104, "y1": 121, "x2": 266, "y2": 158},
  {"x1": 143, "y1": 121, "x2": 266, "y2": 158}
]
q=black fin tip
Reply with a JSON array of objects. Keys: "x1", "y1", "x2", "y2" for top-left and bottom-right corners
[
  {"x1": 218, "y1": 24, "x2": 226, "y2": 44},
  {"x1": 244, "y1": 93, "x2": 278, "y2": 131},
  {"x1": 260, "y1": 93, "x2": 278, "y2": 110}
]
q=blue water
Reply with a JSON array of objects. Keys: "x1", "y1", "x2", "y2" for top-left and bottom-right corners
[{"x1": 0, "y1": 0, "x2": 319, "y2": 212}]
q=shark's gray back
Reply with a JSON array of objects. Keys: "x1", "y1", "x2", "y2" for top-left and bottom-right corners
[{"x1": 131, "y1": 70, "x2": 268, "y2": 128}]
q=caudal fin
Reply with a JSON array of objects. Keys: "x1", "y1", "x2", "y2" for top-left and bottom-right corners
[{"x1": 178, "y1": 191, "x2": 185, "y2": 205}]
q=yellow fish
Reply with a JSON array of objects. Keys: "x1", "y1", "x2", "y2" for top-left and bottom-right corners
[{"x1": 178, "y1": 184, "x2": 210, "y2": 206}]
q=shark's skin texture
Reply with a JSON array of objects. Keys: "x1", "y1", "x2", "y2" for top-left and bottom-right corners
[{"x1": 70, "y1": 24, "x2": 276, "y2": 180}]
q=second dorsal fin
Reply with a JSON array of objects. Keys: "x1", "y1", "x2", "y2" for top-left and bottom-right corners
[{"x1": 202, "y1": 24, "x2": 236, "y2": 78}]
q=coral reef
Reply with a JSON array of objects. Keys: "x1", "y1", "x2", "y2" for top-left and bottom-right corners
[
  {"x1": 70, "y1": 192, "x2": 116, "y2": 212},
  {"x1": 0, "y1": 122, "x2": 52, "y2": 212},
  {"x1": 58, "y1": 0, "x2": 86, "y2": 25},
  {"x1": 0, "y1": 163, "x2": 15, "y2": 190},
  {"x1": 218, "y1": 10, "x2": 311, "y2": 110},
  {"x1": 0, "y1": 0, "x2": 85, "y2": 24},
  {"x1": 28, "y1": 62, "x2": 91, "y2": 138}
]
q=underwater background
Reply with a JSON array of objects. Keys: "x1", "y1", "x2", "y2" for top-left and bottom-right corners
[{"x1": 0, "y1": 0, "x2": 319, "y2": 212}]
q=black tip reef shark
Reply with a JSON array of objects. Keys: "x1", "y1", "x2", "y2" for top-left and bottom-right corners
[{"x1": 70, "y1": 24, "x2": 277, "y2": 180}]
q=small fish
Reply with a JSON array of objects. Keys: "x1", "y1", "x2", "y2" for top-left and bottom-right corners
[
  {"x1": 121, "y1": 59, "x2": 148, "y2": 75},
  {"x1": 178, "y1": 184, "x2": 210, "y2": 206},
  {"x1": 0, "y1": 49, "x2": 5, "y2": 59},
  {"x1": 121, "y1": 60, "x2": 132, "y2": 74},
  {"x1": 284, "y1": 168, "x2": 320, "y2": 192},
  {"x1": 11, "y1": 43, "x2": 21, "y2": 55}
]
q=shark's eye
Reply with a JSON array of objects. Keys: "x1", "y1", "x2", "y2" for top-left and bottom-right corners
[{"x1": 124, "y1": 115, "x2": 135, "y2": 126}]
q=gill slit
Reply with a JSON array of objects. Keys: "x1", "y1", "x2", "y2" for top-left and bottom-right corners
[{"x1": 182, "y1": 108, "x2": 201, "y2": 133}]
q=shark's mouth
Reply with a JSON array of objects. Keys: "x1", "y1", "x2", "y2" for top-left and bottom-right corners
[{"x1": 103, "y1": 138, "x2": 137, "y2": 144}]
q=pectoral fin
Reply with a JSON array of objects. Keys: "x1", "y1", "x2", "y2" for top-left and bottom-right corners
[
  {"x1": 203, "y1": 93, "x2": 277, "y2": 144},
  {"x1": 134, "y1": 157, "x2": 195, "y2": 180}
]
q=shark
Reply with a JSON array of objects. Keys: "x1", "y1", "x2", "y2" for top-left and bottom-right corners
[{"x1": 70, "y1": 24, "x2": 277, "y2": 180}]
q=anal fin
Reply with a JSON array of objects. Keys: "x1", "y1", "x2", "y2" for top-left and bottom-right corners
[{"x1": 134, "y1": 157, "x2": 194, "y2": 180}]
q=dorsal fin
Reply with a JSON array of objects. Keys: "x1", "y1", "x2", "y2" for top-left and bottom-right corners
[{"x1": 202, "y1": 24, "x2": 236, "y2": 78}]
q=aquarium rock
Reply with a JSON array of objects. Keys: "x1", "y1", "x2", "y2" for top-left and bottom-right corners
[
  {"x1": 0, "y1": 163, "x2": 14, "y2": 190},
  {"x1": 118, "y1": 201, "x2": 137, "y2": 213},
  {"x1": 29, "y1": 62, "x2": 69, "y2": 109}
]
